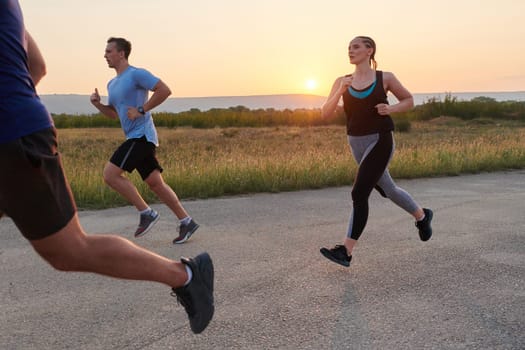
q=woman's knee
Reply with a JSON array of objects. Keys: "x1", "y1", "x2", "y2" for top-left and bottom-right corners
[{"x1": 351, "y1": 186, "x2": 371, "y2": 203}]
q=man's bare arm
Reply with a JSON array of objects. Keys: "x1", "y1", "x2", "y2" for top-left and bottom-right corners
[{"x1": 25, "y1": 31, "x2": 46, "y2": 86}]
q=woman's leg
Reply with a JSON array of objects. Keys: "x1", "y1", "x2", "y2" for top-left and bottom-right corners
[
  {"x1": 321, "y1": 133, "x2": 394, "y2": 266},
  {"x1": 376, "y1": 170, "x2": 423, "y2": 218},
  {"x1": 346, "y1": 132, "x2": 393, "y2": 248}
]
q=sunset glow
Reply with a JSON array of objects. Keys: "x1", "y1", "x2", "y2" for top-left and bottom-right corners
[
  {"x1": 305, "y1": 79, "x2": 317, "y2": 91},
  {"x1": 19, "y1": 0, "x2": 525, "y2": 97}
]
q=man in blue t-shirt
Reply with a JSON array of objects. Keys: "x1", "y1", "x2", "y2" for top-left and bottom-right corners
[
  {"x1": 90, "y1": 37, "x2": 199, "y2": 244},
  {"x1": 0, "y1": 0, "x2": 213, "y2": 334}
]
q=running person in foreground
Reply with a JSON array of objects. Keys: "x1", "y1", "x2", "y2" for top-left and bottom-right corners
[
  {"x1": 320, "y1": 36, "x2": 433, "y2": 267},
  {"x1": 0, "y1": 0, "x2": 213, "y2": 333},
  {"x1": 90, "y1": 37, "x2": 198, "y2": 243}
]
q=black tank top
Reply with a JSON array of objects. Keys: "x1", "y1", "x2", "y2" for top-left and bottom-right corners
[{"x1": 342, "y1": 70, "x2": 394, "y2": 136}]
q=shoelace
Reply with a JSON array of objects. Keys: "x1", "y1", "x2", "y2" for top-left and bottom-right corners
[
  {"x1": 332, "y1": 245, "x2": 351, "y2": 260},
  {"x1": 333, "y1": 245, "x2": 346, "y2": 253},
  {"x1": 139, "y1": 213, "x2": 155, "y2": 227},
  {"x1": 171, "y1": 289, "x2": 195, "y2": 316},
  {"x1": 415, "y1": 219, "x2": 426, "y2": 229}
]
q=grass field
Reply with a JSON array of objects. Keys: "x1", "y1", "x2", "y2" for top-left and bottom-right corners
[{"x1": 57, "y1": 118, "x2": 525, "y2": 209}]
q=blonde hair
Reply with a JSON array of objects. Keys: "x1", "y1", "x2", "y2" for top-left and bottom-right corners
[{"x1": 355, "y1": 36, "x2": 377, "y2": 70}]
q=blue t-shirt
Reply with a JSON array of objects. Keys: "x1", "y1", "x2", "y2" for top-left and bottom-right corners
[
  {"x1": 107, "y1": 66, "x2": 160, "y2": 146},
  {"x1": 0, "y1": 0, "x2": 53, "y2": 143}
]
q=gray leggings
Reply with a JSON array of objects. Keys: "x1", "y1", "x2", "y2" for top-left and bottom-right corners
[{"x1": 347, "y1": 132, "x2": 419, "y2": 240}]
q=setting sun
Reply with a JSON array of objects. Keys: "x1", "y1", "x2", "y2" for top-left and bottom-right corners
[
  {"x1": 18, "y1": 1, "x2": 525, "y2": 96},
  {"x1": 305, "y1": 79, "x2": 317, "y2": 91}
]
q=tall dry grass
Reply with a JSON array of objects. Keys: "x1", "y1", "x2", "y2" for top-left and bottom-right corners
[{"x1": 57, "y1": 120, "x2": 525, "y2": 209}]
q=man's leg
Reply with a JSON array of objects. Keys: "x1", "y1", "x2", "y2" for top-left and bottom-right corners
[
  {"x1": 145, "y1": 170, "x2": 188, "y2": 219},
  {"x1": 103, "y1": 162, "x2": 149, "y2": 212},
  {"x1": 144, "y1": 170, "x2": 200, "y2": 244},
  {"x1": 30, "y1": 214, "x2": 214, "y2": 333},
  {"x1": 30, "y1": 214, "x2": 187, "y2": 286}
]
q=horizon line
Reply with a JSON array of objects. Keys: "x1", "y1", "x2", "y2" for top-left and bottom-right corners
[{"x1": 39, "y1": 90, "x2": 525, "y2": 99}]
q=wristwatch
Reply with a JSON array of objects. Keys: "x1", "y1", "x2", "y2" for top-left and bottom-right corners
[{"x1": 137, "y1": 106, "x2": 145, "y2": 115}]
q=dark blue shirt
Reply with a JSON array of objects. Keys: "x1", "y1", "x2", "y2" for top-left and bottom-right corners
[{"x1": 0, "y1": 0, "x2": 53, "y2": 143}]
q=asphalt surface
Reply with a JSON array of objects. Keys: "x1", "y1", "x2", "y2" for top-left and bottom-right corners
[{"x1": 1, "y1": 170, "x2": 524, "y2": 350}]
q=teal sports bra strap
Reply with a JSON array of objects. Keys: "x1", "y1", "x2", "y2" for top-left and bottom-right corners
[{"x1": 348, "y1": 79, "x2": 377, "y2": 99}]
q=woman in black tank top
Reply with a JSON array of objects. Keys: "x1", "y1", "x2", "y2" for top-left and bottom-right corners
[{"x1": 319, "y1": 36, "x2": 434, "y2": 267}]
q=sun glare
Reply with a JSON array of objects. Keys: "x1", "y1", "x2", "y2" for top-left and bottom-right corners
[{"x1": 305, "y1": 79, "x2": 317, "y2": 91}]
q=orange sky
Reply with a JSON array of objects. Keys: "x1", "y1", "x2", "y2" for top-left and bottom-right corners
[{"x1": 21, "y1": 0, "x2": 525, "y2": 97}]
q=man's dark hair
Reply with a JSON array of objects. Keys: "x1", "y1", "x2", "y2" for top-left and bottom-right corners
[{"x1": 107, "y1": 37, "x2": 132, "y2": 59}]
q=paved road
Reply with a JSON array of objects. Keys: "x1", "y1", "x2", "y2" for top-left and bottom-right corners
[{"x1": 1, "y1": 171, "x2": 524, "y2": 349}]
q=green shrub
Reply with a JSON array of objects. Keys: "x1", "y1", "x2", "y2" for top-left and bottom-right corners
[{"x1": 52, "y1": 96, "x2": 525, "y2": 129}]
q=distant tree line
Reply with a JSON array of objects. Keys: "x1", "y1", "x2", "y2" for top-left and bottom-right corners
[
  {"x1": 406, "y1": 95, "x2": 525, "y2": 121},
  {"x1": 52, "y1": 95, "x2": 525, "y2": 130}
]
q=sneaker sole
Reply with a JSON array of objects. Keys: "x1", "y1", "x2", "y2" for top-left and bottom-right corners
[
  {"x1": 134, "y1": 214, "x2": 160, "y2": 238},
  {"x1": 320, "y1": 248, "x2": 350, "y2": 267},
  {"x1": 173, "y1": 224, "x2": 200, "y2": 244}
]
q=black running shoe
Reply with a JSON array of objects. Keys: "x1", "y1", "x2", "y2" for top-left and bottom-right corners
[
  {"x1": 320, "y1": 244, "x2": 352, "y2": 267},
  {"x1": 173, "y1": 219, "x2": 200, "y2": 244},
  {"x1": 172, "y1": 252, "x2": 214, "y2": 334},
  {"x1": 415, "y1": 208, "x2": 433, "y2": 241}
]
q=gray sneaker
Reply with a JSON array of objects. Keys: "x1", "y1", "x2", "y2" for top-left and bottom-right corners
[
  {"x1": 172, "y1": 252, "x2": 214, "y2": 334},
  {"x1": 173, "y1": 219, "x2": 199, "y2": 244},
  {"x1": 134, "y1": 210, "x2": 160, "y2": 237}
]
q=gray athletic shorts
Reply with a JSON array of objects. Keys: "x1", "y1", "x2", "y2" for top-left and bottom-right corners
[{"x1": 0, "y1": 128, "x2": 76, "y2": 240}]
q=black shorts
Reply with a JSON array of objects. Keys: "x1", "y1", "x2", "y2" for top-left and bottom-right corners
[
  {"x1": 110, "y1": 136, "x2": 163, "y2": 180},
  {"x1": 0, "y1": 128, "x2": 77, "y2": 240}
]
